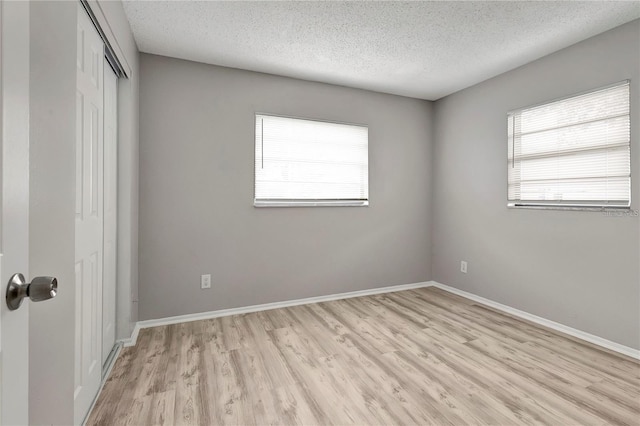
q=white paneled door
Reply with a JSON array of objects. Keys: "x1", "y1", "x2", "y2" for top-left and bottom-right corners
[
  {"x1": 75, "y1": 4, "x2": 105, "y2": 422},
  {"x1": 102, "y1": 63, "x2": 118, "y2": 368}
]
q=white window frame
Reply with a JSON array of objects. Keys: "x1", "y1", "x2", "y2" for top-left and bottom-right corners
[
  {"x1": 254, "y1": 113, "x2": 369, "y2": 208},
  {"x1": 507, "y1": 81, "x2": 631, "y2": 210}
]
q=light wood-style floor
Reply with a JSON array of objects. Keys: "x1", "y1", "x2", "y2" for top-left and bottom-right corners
[{"x1": 87, "y1": 287, "x2": 640, "y2": 425}]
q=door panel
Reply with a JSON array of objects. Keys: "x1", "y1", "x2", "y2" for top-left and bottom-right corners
[
  {"x1": 102, "y1": 64, "x2": 117, "y2": 367},
  {"x1": 0, "y1": 1, "x2": 31, "y2": 424},
  {"x1": 74, "y1": 4, "x2": 104, "y2": 422}
]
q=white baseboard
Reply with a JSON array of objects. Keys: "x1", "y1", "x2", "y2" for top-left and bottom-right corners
[
  {"x1": 118, "y1": 279, "x2": 639, "y2": 361},
  {"x1": 430, "y1": 281, "x2": 640, "y2": 361},
  {"x1": 116, "y1": 327, "x2": 139, "y2": 348},
  {"x1": 119, "y1": 281, "x2": 432, "y2": 347}
]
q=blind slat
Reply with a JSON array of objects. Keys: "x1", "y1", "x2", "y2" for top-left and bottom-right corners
[
  {"x1": 255, "y1": 114, "x2": 369, "y2": 203},
  {"x1": 508, "y1": 82, "x2": 630, "y2": 206}
]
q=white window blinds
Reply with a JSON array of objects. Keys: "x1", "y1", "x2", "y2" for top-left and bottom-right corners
[
  {"x1": 508, "y1": 81, "x2": 630, "y2": 207},
  {"x1": 255, "y1": 114, "x2": 369, "y2": 207}
]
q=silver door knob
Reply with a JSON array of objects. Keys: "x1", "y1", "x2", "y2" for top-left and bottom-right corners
[{"x1": 6, "y1": 273, "x2": 58, "y2": 311}]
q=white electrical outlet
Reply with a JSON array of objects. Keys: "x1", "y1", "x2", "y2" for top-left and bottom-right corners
[
  {"x1": 460, "y1": 261, "x2": 468, "y2": 274},
  {"x1": 201, "y1": 274, "x2": 212, "y2": 289}
]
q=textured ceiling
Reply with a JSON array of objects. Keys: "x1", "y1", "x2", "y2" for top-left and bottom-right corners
[{"x1": 122, "y1": 1, "x2": 640, "y2": 100}]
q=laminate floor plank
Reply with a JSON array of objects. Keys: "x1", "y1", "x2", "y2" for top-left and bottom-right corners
[
  {"x1": 524, "y1": 338, "x2": 640, "y2": 384},
  {"x1": 587, "y1": 378, "x2": 640, "y2": 412},
  {"x1": 466, "y1": 337, "x2": 638, "y2": 425},
  {"x1": 269, "y1": 385, "x2": 321, "y2": 425},
  {"x1": 381, "y1": 350, "x2": 522, "y2": 425},
  {"x1": 381, "y1": 319, "x2": 589, "y2": 424},
  {"x1": 407, "y1": 291, "x2": 535, "y2": 344},
  {"x1": 394, "y1": 290, "x2": 526, "y2": 341},
  {"x1": 147, "y1": 390, "x2": 175, "y2": 426},
  {"x1": 87, "y1": 287, "x2": 640, "y2": 425},
  {"x1": 332, "y1": 333, "x2": 460, "y2": 425},
  {"x1": 388, "y1": 293, "x2": 480, "y2": 344},
  {"x1": 173, "y1": 322, "x2": 204, "y2": 425},
  {"x1": 335, "y1": 336, "x2": 455, "y2": 426},
  {"x1": 269, "y1": 330, "x2": 367, "y2": 425},
  {"x1": 304, "y1": 303, "x2": 348, "y2": 336},
  {"x1": 111, "y1": 328, "x2": 156, "y2": 425},
  {"x1": 410, "y1": 330, "x2": 604, "y2": 425},
  {"x1": 468, "y1": 336, "x2": 597, "y2": 389},
  {"x1": 316, "y1": 301, "x2": 398, "y2": 355}
]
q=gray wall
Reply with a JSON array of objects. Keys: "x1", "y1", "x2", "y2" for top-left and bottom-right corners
[
  {"x1": 432, "y1": 20, "x2": 640, "y2": 349},
  {"x1": 138, "y1": 53, "x2": 434, "y2": 320}
]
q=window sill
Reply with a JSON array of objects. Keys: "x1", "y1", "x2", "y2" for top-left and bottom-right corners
[
  {"x1": 507, "y1": 203, "x2": 632, "y2": 212},
  {"x1": 254, "y1": 200, "x2": 369, "y2": 208}
]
